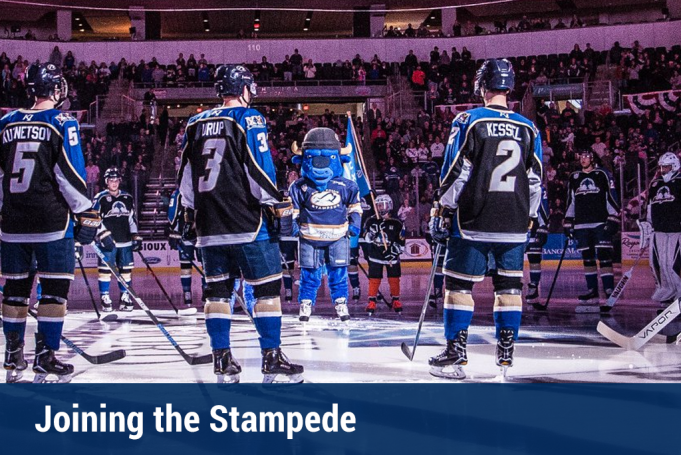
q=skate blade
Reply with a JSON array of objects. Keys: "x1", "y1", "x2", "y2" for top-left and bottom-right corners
[
  {"x1": 178, "y1": 307, "x2": 198, "y2": 316},
  {"x1": 217, "y1": 373, "x2": 240, "y2": 384},
  {"x1": 5, "y1": 369, "x2": 24, "y2": 383},
  {"x1": 262, "y1": 373, "x2": 304, "y2": 384},
  {"x1": 575, "y1": 305, "x2": 601, "y2": 314},
  {"x1": 429, "y1": 365, "x2": 466, "y2": 380},
  {"x1": 32, "y1": 373, "x2": 72, "y2": 384}
]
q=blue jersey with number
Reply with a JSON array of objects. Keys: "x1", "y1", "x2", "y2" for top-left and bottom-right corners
[
  {"x1": 178, "y1": 106, "x2": 282, "y2": 247},
  {"x1": 0, "y1": 108, "x2": 90, "y2": 242}
]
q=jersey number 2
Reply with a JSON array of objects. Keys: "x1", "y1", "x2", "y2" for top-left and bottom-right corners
[
  {"x1": 198, "y1": 138, "x2": 226, "y2": 193},
  {"x1": 489, "y1": 140, "x2": 521, "y2": 192},
  {"x1": 10, "y1": 142, "x2": 38, "y2": 193}
]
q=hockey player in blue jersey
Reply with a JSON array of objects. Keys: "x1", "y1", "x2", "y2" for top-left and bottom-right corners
[
  {"x1": 429, "y1": 59, "x2": 543, "y2": 379},
  {"x1": 178, "y1": 65, "x2": 303, "y2": 383},
  {"x1": 0, "y1": 63, "x2": 113, "y2": 383},
  {"x1": 289, "y1": 127, "x2": 362, "y2": 322}
]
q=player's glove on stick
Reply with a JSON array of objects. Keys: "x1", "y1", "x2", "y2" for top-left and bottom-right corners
[
  {"x1": 182, "y1": 208, "x2": 197, "y2": 244},
  {"x1": 272, "y1": 198, "x2": 294, "y2": 238},
  {"x1": 95, "y1": 230, "x2": 115, "y2": 252},
  {"x1": 75, "y1": 210, "x2": 103, "y2": 245},
  {"x1": 132, "y1": 235, "x2": 143, "y2": 252},
  {"x1": 168, "y1": 230, "x2": 182, "y2": 250},
  {"x1": 604, "y1": 218, "x2": 620, "y2": 236},
  {"x1": 428, "y1": 202, "x2": 451, "y2": 245},
  {"x1": 74, "y1": 242, "x2": 83, "y2": 260},
  {"x1": 563, "y1": 218, "x2": 575, "y2": 239}
]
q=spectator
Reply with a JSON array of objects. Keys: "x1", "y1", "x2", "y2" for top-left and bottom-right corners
[
  {"x1": 303, "y1": 59, "x2": 316, "y2": 79},
  {"x1": 411, "y1": 65, "x2": 426, "y2": 88}
]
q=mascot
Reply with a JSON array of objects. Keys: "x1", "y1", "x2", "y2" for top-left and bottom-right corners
[{"x1": 289, "y1": 128, "x2": 363, "y2": 322}]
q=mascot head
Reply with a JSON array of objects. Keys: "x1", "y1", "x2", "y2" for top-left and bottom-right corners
[{"x1": 292, "y1": 127, "x2": 352, "y2": 190}]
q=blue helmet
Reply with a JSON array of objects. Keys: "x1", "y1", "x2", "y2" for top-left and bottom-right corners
[
  {"x1": 474, "y1": 58, "x2": 514, "y2": 97},
  {"x1": 26, "y1": 63, "x2": 68, "y2": 108},
  {"x1": 214, "y1": 64, "x2": 257, "y2": 100}
]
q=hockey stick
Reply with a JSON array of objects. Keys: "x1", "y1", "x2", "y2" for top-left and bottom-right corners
[
  {"x1": 401, "y1": 242, "x2": 442, "y2": 361},
  {"x1": 532, "y1": 237, "x2": 569, "y2": 311},
  {"x1": 93, "y1": 245, "x2": 212, "y2": 365},
  {"x1": 77, "y1": 256, "x2": 101, "y2": 320},
  {"x1": 597, "y1": 298, "x2": 681, "y2": 350},
  {"x1": 136, "y1": 251, "x2": 197, "y2": 316},
  {"x1": 600, "y1": 249, "x2": 647, "y2": 312}
]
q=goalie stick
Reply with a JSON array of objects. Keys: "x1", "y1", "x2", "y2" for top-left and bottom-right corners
[
  {"x1": 401, "y1": 242, "x2": 442, "y2": 361},
  {"x1": 600, "y1": 249, "x2": 647, "y2": 312},
  {"x1": 137, "y1": 250, "x2": 197, "y2": 317},
  {"x1": 597, "y1": 298, "x2": 681, "y2": 350},
  {"x1": 93, "y1": 244, "x2": 212, "y2": 365}
]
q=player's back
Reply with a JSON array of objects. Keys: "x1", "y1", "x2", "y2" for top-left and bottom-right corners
[
  {"x1": 0, "y1": 108, "x2": 87, "y2": 242},
  {"x1": 441, "y1": 106, "x2": 542, "y2": 243},
  {"x1": 179, "y1": 106, "x2": 280, "y2": 247}
]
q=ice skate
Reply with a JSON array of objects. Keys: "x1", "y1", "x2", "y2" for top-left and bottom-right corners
[
  {"x1": 334, "y1": 298, "x2": 350, "y2": 322},
  {"x1": 576, "y1": 288, "x2": 600, "y2": 313},
  {"x1": 32, "y1": 333, "x2": 74, "y2": 384},
  {"x1": 352, "y1": 287, "x2": 361, "y2": 303},
  {"x1": 299, "y1": 300, "x2": 312, "y2": 322},
  {"x1": 366, "y1": 298, "x2": 377, "y2": 316},
  {"x1": 4, "y1": 332, "x2": 28, "y2": 383},
  {"x1": 391, "y1": 298, "x2": 402, "y2": 314},
  {"x1": 213, "y1": 348, "x2": 241, "y2": 384},
  {"x1": 183, "y1": 291, "x2": 193, "y2": 306},
  {"x1": 284, "y1": 289, "x2": 293, "y2": 302},
  {"x1": 119, "y1": 292, "x2": 134, "y2": 312},
  {"x1": 429, "y1": 330, "x2": 467, "y2": 380},
  {"x1": 525, "y1": 283, "x2": 540, "y2": 305},
  {"x1": 496, "y1": 328, "x2": 515, "y2": 378},
  {"x1": 100, "y1": 293, "x2": 113, "y2": 313},
  {"x1": 261, "y1": 348, "x2": 304, "y2": 383}
]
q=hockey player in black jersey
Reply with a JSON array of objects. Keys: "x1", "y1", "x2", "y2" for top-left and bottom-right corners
[
  {"x1": 564, "y1": 150, "x2": 620, "y2": 311},
  {"x1": 525, "y1": 189, "x2": 550, "y2": 305},
  {"x1": 639, "y1": 152, "x2": 681, "y2": 306},
  {"x1": 364, "y1": 194, "x2": 406, "y2": 315},
  {"x1": 178, "y1": 65, "x2": 303, "y2": 383},
  {"x1": 0, "y1": 63, "x2": 113, "y2": 383},
  {"x1": 429, "y1": 59, "x2": 543, "y2": 379},
  {"x1": 93, "y1": 167, "x2": 142, "y2": 312}
]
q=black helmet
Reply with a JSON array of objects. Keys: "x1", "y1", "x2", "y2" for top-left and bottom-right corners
[
  {"x1": 302, "y1": 127, "x2": 342, "y2": 151},
  {"x1": 214, "y1": 64, "x2": 257, "y2": 100},
  {"x1": 104, "y1": 167, "x2": 121, "y2": 182},
  {"x1": 474, "y1": 58, "x2": 515, "y2": 97},
  {"x1": 26, "y1": 63, "x2": 68, "y2": 108}
]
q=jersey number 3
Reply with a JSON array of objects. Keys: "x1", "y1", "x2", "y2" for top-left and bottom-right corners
[
  {"x1": 198, "y1": 138, "x2": 226, "y2": 193},
  {"x1": 489, "y1": 140, "x2": 521, "y2": 192},
  {"x1": 10, "y1": 142, "x2": 38, "y2": 193}
]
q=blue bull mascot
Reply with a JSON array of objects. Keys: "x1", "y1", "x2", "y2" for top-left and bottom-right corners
[{"x1": 289, "y1": 127, "x2": 363, "y2": 322}]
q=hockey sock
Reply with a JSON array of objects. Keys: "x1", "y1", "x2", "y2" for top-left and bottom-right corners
[
  {"x1": 348, "y1": 267, "x2": 360, "y2": 288},
  {"x1": 582, "y1": 256, "x2": 598, "y2": 291},
  {"x1": 180, "y1": 262, "x2": 192, "y2": 292},
  {"x1": 36, "y1": 280, "x2": 42, "y2": 301},
  {"x1": 529, "y1": 258, "x2": 541, "y2": 285},
  {"x1": 252, "y1": 297, "x2": 282, "y2": 350},
  {"x1": 299, "y1": 268, "x2": 322, "y2": 304},
  {"x1": 327, "y1": 266, "x2": 349, "y2": 301},
  {"x1": 368, "y1": 278, "x2": 381, "y2": 298},
  {"x1": 493, "y1": 293, "x2": 522, "y2": 340},
  {"x1": 98, "y1": 269, "x2": 111, "y2": 295},
  {"x1": 204, "y1": 299, "x2": 232, "y2": 350},
  {"x1": 598, "y1": 249, "x2": 614, "y2": 291},
  {"x1": 37, "y1": 301, "x2": 66, "y2": 350},
  {"x1": 443, "y1": 291, "x2": 474, "y2": 340},
  {"x1": 243, "y1": 282, "x2": 256, "y2": 311},
  {"x1": 230, "y1": 279, "x2": 241, "y2": 311},
  {"x1": 388, "y1": 277, "x2": 400, "y2": 299},
  {"x1": 118, "y1": 272, "x2": 132, "y2": 293},
  {"x1": 282, "y1": 274, "x2": 293, "y2": 291},
  {"x1": 2, "y1": 301, "x2": 28, "y2": 342},
  {"x1": 433, "y1": 273, "x2": 444, "y2": 293}
]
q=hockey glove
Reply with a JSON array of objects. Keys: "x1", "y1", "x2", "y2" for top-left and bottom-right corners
[
  {"x1": 428, "y1": 203, "x2": 451, "y2": 245},
  {"x1": 637, "y1": 220, "x2": 653, "y2": 250},
  {"x1": 182, "y1": 208, "x2": 197, "y2": 244},
  {"x1": 529, "y1": 217, "x2": 539, "y2": 237},
  {"x1": 604, "y1": 218, "x2": 620, "y2": 236},
  {"x1": 390, "y1": 243, "x2": 403, "y2": 259},
  {"x1": 535, "y1": 226, "x2": 549, "y2": 247},
  {"x1": 563, "y1": 218, "x2": 575, "y2": 239},
  {"x1": 132, "y1": 235, "x2": 143, "y2": 252},
  {"x1": 74, "y1": 242, "x2": 83, "y2": 261},
  {"x1": 74, "y1": 210, "x2": 103, "y2": 245},
  {"x1": 168, "y1": 231, "x2": 182, "y2": 250},
  {"x1": 272, "y1": 198, "x2": 294, "y2": 238},
  {"x1": 95, "y1": 230, "x2": 116, "y2": 252}
]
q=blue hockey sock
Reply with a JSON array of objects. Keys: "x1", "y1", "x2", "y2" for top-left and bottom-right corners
[
  {"x1": 2, "y1": 303, "x2": 28, "y2": 342},
  {"x1": 443, "y1": 291, "x2": 474, "y2": 340},
  {"x1": 37, "y1": 303, "x2": 66, "y2": 350},
  {"x1": 493, "y1": 293, "x2": 522, "y2": 340},
  {"x1": 529, "y1": 271, "x2": 541, "y2": 285},
  {"x1": 181, "y1": 276, "x2": 192, "y2": 293},
  {"x1": 204, "y1": 300, "x2": 231, "y2": 350},
  {"x1": 252, "y1": 297, "x2": 282, "y2": 350}
]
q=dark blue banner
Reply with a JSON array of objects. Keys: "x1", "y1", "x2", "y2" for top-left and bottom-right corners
[{"x1": 0, "y1": 384, "x2": 678, "y2": 455}]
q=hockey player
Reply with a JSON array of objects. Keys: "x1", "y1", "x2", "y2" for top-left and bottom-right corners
[
  {"x1": 167, "y1": 187, "x2": 204, "y2": 306},
  {"x1": 429, "y1": 59, "x2": 543, "y2": 379},
  {"x1": 279, "y1": 190, "x2": 298, "y2": 303},
  {"x1": 0, "y1": 63, "x2": 113, "y2": 382},
  {"x1": 289, "y1": 127, "x2": 362, "y2": 322},
  {"x1": 93, "y1": 167, "x2": 142, "y2": 312},
  {"x1": 364, "y1": 194, "x2": 406, "y2": 315},
  {"x1": 639, "y1": 152, "x2": 681, "y2": 306},
  {"x1": 179, "y1": 64, "x2": 303, "y2": 383},
  {"x1": 525, "y1": 189, "x2": 550, "y2": 305},
  {"x1": 564, "y1": 150, "x2": 620, "y2": 310}
]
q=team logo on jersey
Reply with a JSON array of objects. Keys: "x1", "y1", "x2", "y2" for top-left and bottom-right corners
[
  {"x1": 455, "y1": 112, "x2": 470, "y2": 124},
  {"x1": 651, "y1": 186, "x2": 675, "y2": 204},
  {"x1": 245, "y1": 115, "x2": 266, "y2": 129},
  {"x1": 54, "y1": 112, "x2": 74, "y2": 126},
  {"x1": 575, "y1": 178, "x2": 600, "y2": 195},
  {"x1": 310, "y1": 190, "x2": 341, "y2": 210},
  {"x1": 105, "y1": 201, "x2": 130, "y2": 217}
]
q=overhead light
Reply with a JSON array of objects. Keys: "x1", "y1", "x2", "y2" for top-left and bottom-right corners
[
  {"x1": 303, "y1": 27, "x2": 309, "y2": 31},
  {"x1": 80, "y1": 29, "x2": 85, "y2": 32},
  {"x1": 205, "y1": 28, "x2": 210, "y2": 32},
  {"x1": 430, "y1": 16, "x2": 435, "y2": 19},
  {"x1": 304, "y1": 11, "x2": 313, "y2": 30},
  {"x1": 203, "y1": 19, "x2": 208, "y2": 22}
]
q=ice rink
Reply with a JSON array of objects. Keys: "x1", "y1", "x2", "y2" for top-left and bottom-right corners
[{"x1": 3, "y1": 260, "x2": 681, "y2": 383}]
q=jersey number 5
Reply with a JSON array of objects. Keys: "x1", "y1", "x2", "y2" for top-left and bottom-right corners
[
  {"x1": 489, "y1": 140, "x2": 521, "y2": 192},
  {"x1": 198, "y1": 138, "x2": 226, "y2": 193},
  {"x1": 10, "y1": 142, "x2": 38, "y2": 193}
]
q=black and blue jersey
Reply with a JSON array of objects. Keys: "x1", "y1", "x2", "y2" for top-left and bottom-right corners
[
  {"x1": 92, "y1": 189, "x2": 138, "y2": 247},
  {"x1": 0, "y1": 108, "x2": 91, "y2": 242},
  {"x1": 565, "y1": 167, "x2": 620, "y2": 229}
]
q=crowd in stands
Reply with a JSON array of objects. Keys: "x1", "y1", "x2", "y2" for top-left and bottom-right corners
[{"x1": 610, "y1": 41, "x2": 681, "y2": 93}]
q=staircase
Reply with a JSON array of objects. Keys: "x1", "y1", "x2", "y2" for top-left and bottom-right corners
[
  {"x1": 583, "y1": 80, "x2": 613, "y2": 111},
  {"x1": 138, "y1": 176, "x2": 176, "y2": 239},
  {"x1": 89, "y1": 80, "x2": 137, "y2": 135}
]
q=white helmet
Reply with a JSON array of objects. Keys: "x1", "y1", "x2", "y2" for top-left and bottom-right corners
[
  {"x1": 375, "y1": 194, "x2": 393, "y2": 216},
  {"x1": 659, "y1": 152, "x2": 680, "y2": 182}
]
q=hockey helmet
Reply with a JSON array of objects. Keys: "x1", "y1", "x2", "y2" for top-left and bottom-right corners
[
  {"x1": 658, "y1": 152, "x2": 680, "y2": 182},
  {"x1": 214, "y1": 65, "x2": 257, "y2": 101},
  {"x1": 291, "y1": 127, "x2": 351, "y2": 191},
  {"x1": 375, "y1": 194, "x2": 393, "y2": 216},
  {"x1": 474, "y1": 58, "x2": 515, "y2": 97},
  {"x1": 26, "y1": 63, "x2": 68, "y2": 108},
  {"x1": 104, "y1": 167, "x2": 122, "y2": 183}
]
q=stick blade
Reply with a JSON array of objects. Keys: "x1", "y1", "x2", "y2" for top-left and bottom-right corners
[
  {"x1": 597, "y1": 321, "x2": 633, "y2": 350},
  {"x1": 531, "y1": 302, "x2": 548, "y2": 311},
  {"x1": 187, "y1": 353, "x2": 213, "y2": 365},
  {"x1": 84, "y1": 349, "x2": 127, "y2": 365},
  {"x1": 400, "y1": 342, "x2": 414, "y2": 361}
]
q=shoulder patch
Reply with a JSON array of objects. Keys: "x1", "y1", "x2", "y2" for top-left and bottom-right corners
[
  {"x1": 245, "y1": 115, "x2": 267, "y2": 130},
  {"x1": 454, "y1": 112, "x2": 470, "y2": 124},
  {"x1": 54, "y1": 112, "x2": 75, "y2": 126}
]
